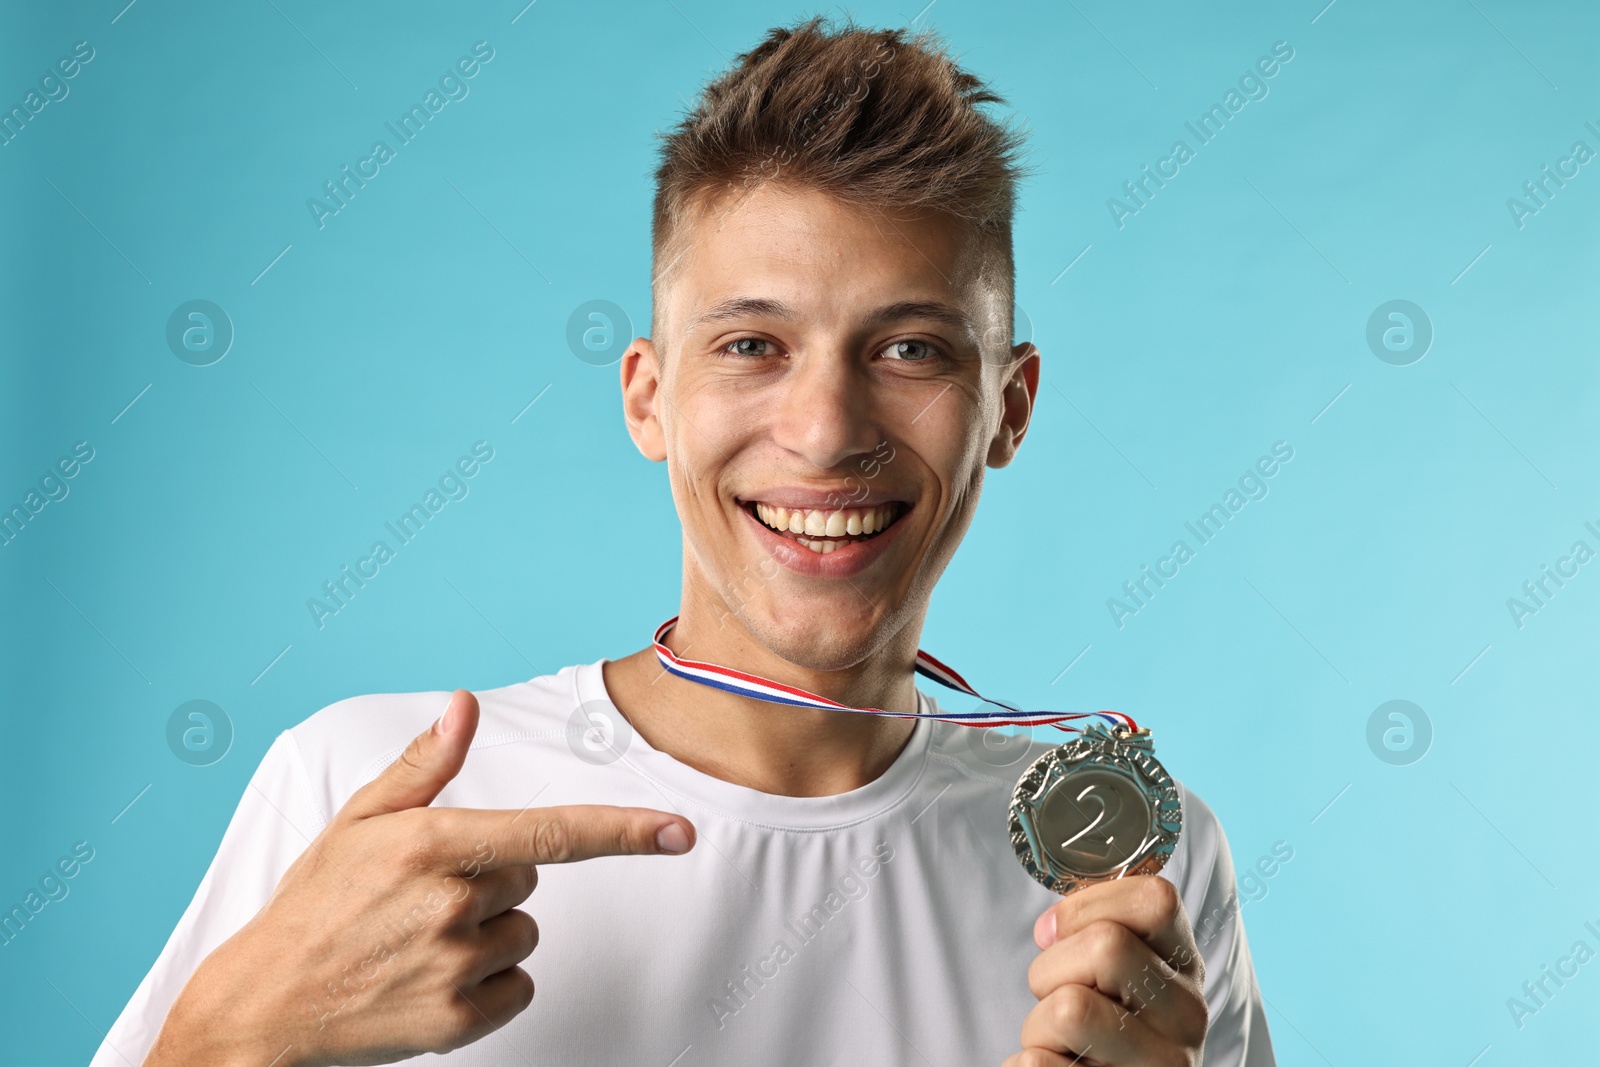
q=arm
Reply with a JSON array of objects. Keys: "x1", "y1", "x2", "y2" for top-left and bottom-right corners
[{"x1": 1181, "y1": 790, "x2": 1275, "y2": 1067}]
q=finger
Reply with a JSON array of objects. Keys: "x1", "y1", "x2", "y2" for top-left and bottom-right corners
[
  {"x1": 455, "y1": 964, "x2": 535, "y2": 1036},
  {"x1": 1035, "y1": 876, "x2": 1200, "y2": 979},
  {"x1": 342, "y1": 690, "x2": 481, "y2": 820},
  {"x1": 457, "y1": 865, "x2": 538, "y2": 924},
  {"x1": 441, "y1": 804, "x2": 697, "y2": 868},
  {"x1": 1019, "y1": 983, "x2": 1176, "y2": 1066},
  {"x1": 1028, "y1": 920, "x2": 1206, "y2": 1045},
  {"x1": 467, "y1": 909, "x2": 539, "y2": 984}
]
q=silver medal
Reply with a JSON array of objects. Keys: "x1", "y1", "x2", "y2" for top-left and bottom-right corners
[{"x1": 1008, "y1": 722, "x2": 1182, "y2": 895}]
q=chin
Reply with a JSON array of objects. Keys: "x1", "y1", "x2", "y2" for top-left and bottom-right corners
[{"x1": 734, "y1": 602, "x2": 897, "y2": 674}]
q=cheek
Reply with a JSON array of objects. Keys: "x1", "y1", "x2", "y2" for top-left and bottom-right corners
[
  {"x1": 904, "y1": 392, "x2": 989, "y2": 485},
  {"x1": 662, "y1": 389, "x2": 748, "y2": 506}
]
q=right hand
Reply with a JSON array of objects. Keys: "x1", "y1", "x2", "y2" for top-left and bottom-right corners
[{"x1": 145, "y1": 689, "x2": 696, "y2": 1067}]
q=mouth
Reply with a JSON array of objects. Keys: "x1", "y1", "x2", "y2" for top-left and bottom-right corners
[{"x1": 743, "y1": 500, "x2": 909, "y2": 555}]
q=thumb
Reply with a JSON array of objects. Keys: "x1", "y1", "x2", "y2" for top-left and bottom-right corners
[{"x1": 340, "y1": 689, "x2": 479, "y2": 820}]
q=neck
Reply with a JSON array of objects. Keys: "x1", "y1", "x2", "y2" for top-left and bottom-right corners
[{"x1": 601, "y1": 590, "x2": 925, "y2": 797}]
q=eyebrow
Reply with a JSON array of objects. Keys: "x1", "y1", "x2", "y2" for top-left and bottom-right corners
[{"x1": 688, "y1": 297, "x2": 974, "y2": 336}]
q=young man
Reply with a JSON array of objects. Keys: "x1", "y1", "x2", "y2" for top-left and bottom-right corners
[{"x1": 97, "y1": 18, "x2": 1272, "y2": 1067}]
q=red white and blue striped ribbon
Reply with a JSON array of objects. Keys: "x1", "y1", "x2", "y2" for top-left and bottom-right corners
[{"x1": 653, "y1": 617, "x2": 1137, "y2": 734}]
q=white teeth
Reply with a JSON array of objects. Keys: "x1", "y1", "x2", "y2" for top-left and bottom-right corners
[{"x1": 754, "y1": 501, "x2": 900, "y2": 542}]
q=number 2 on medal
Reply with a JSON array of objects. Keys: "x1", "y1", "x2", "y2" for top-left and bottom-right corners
[{"x1": 1060, "y1": 783, "x2": 1120, "y2": 860}]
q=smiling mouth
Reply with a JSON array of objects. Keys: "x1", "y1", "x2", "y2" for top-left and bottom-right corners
[{"x1": 746, "y1": 501, "x2": 908, "y2": 555}]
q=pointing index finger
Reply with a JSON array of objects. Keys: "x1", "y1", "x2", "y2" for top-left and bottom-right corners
[{"x1": 440, "y1": 805, "x2": 697, "y2": 867}]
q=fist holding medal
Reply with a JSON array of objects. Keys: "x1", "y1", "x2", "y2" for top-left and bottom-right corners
[{"x1": 1003, "y1": 724, "x2": 1207, "y2": 1067}]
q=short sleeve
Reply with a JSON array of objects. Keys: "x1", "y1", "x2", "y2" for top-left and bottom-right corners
[
  {"x1": 90, "y1": 731, "x2": 327, "y2": 1067},
  {"x1": 1174, "y1": 786, "x2": 1276, "y2": 1067}
]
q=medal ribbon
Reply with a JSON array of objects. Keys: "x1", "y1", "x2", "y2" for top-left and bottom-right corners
[{"x1": 652, "y1": 617, "x2": 1138, "y2": 734}]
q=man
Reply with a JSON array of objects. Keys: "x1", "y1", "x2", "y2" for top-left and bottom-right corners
[{"x1": 97, "y1": 17, "x2": 1272, "y2": 1066}]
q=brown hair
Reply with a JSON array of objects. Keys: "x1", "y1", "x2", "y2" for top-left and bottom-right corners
[{"x1": 650, "y1": 15, "x2": 1029, "y2": 315}]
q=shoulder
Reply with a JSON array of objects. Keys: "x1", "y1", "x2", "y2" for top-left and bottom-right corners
[
  {"x1": 279, "y1": 662, "x2": 588, "y2": 822},
  {"x1": 1165, "y1": 781, "x2": 1236, "y2": 924}
]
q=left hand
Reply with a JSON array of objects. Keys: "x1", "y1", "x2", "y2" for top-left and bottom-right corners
[{"x1": 1002, "y1": 875, "x2": 1208, "y2": 1067}]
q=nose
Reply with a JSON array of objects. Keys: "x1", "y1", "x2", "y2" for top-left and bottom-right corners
[{"x1": 768, "y1": 347, "x2": 884, "y2": 472}]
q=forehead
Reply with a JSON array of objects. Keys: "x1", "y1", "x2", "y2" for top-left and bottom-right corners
[{"x1": 656, "y1": 183, "x2": 1000, "y2": 333}]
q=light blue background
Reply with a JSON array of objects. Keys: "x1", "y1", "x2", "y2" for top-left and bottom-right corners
[{"x1": 2, "y1": 0, "x2": 1597, "y2": 1063}]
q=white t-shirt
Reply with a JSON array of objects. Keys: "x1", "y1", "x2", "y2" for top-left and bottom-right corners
[{"x1": 92, "y1": 660, "x2": 1274, "y2": 1066}]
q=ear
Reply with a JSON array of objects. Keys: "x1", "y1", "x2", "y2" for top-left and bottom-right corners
[
  {"x1": 986, "y1": 342, "x2": 1040, "y2": 469},
  {"x1": 621, "y1": 335, "x2": 667, "y2": 462}
]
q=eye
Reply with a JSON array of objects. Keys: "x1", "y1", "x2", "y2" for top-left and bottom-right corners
[
  {"x1": 880, "y1": 339, "x2": 940, "y2": 362},
  {"x1": 722, "y1": 337, "x2": 776, "y2": 358}
]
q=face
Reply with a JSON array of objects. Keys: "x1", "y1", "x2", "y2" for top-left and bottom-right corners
[{"x1": 621, "y1": 182, "x2": 1039, "y2": 672}]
